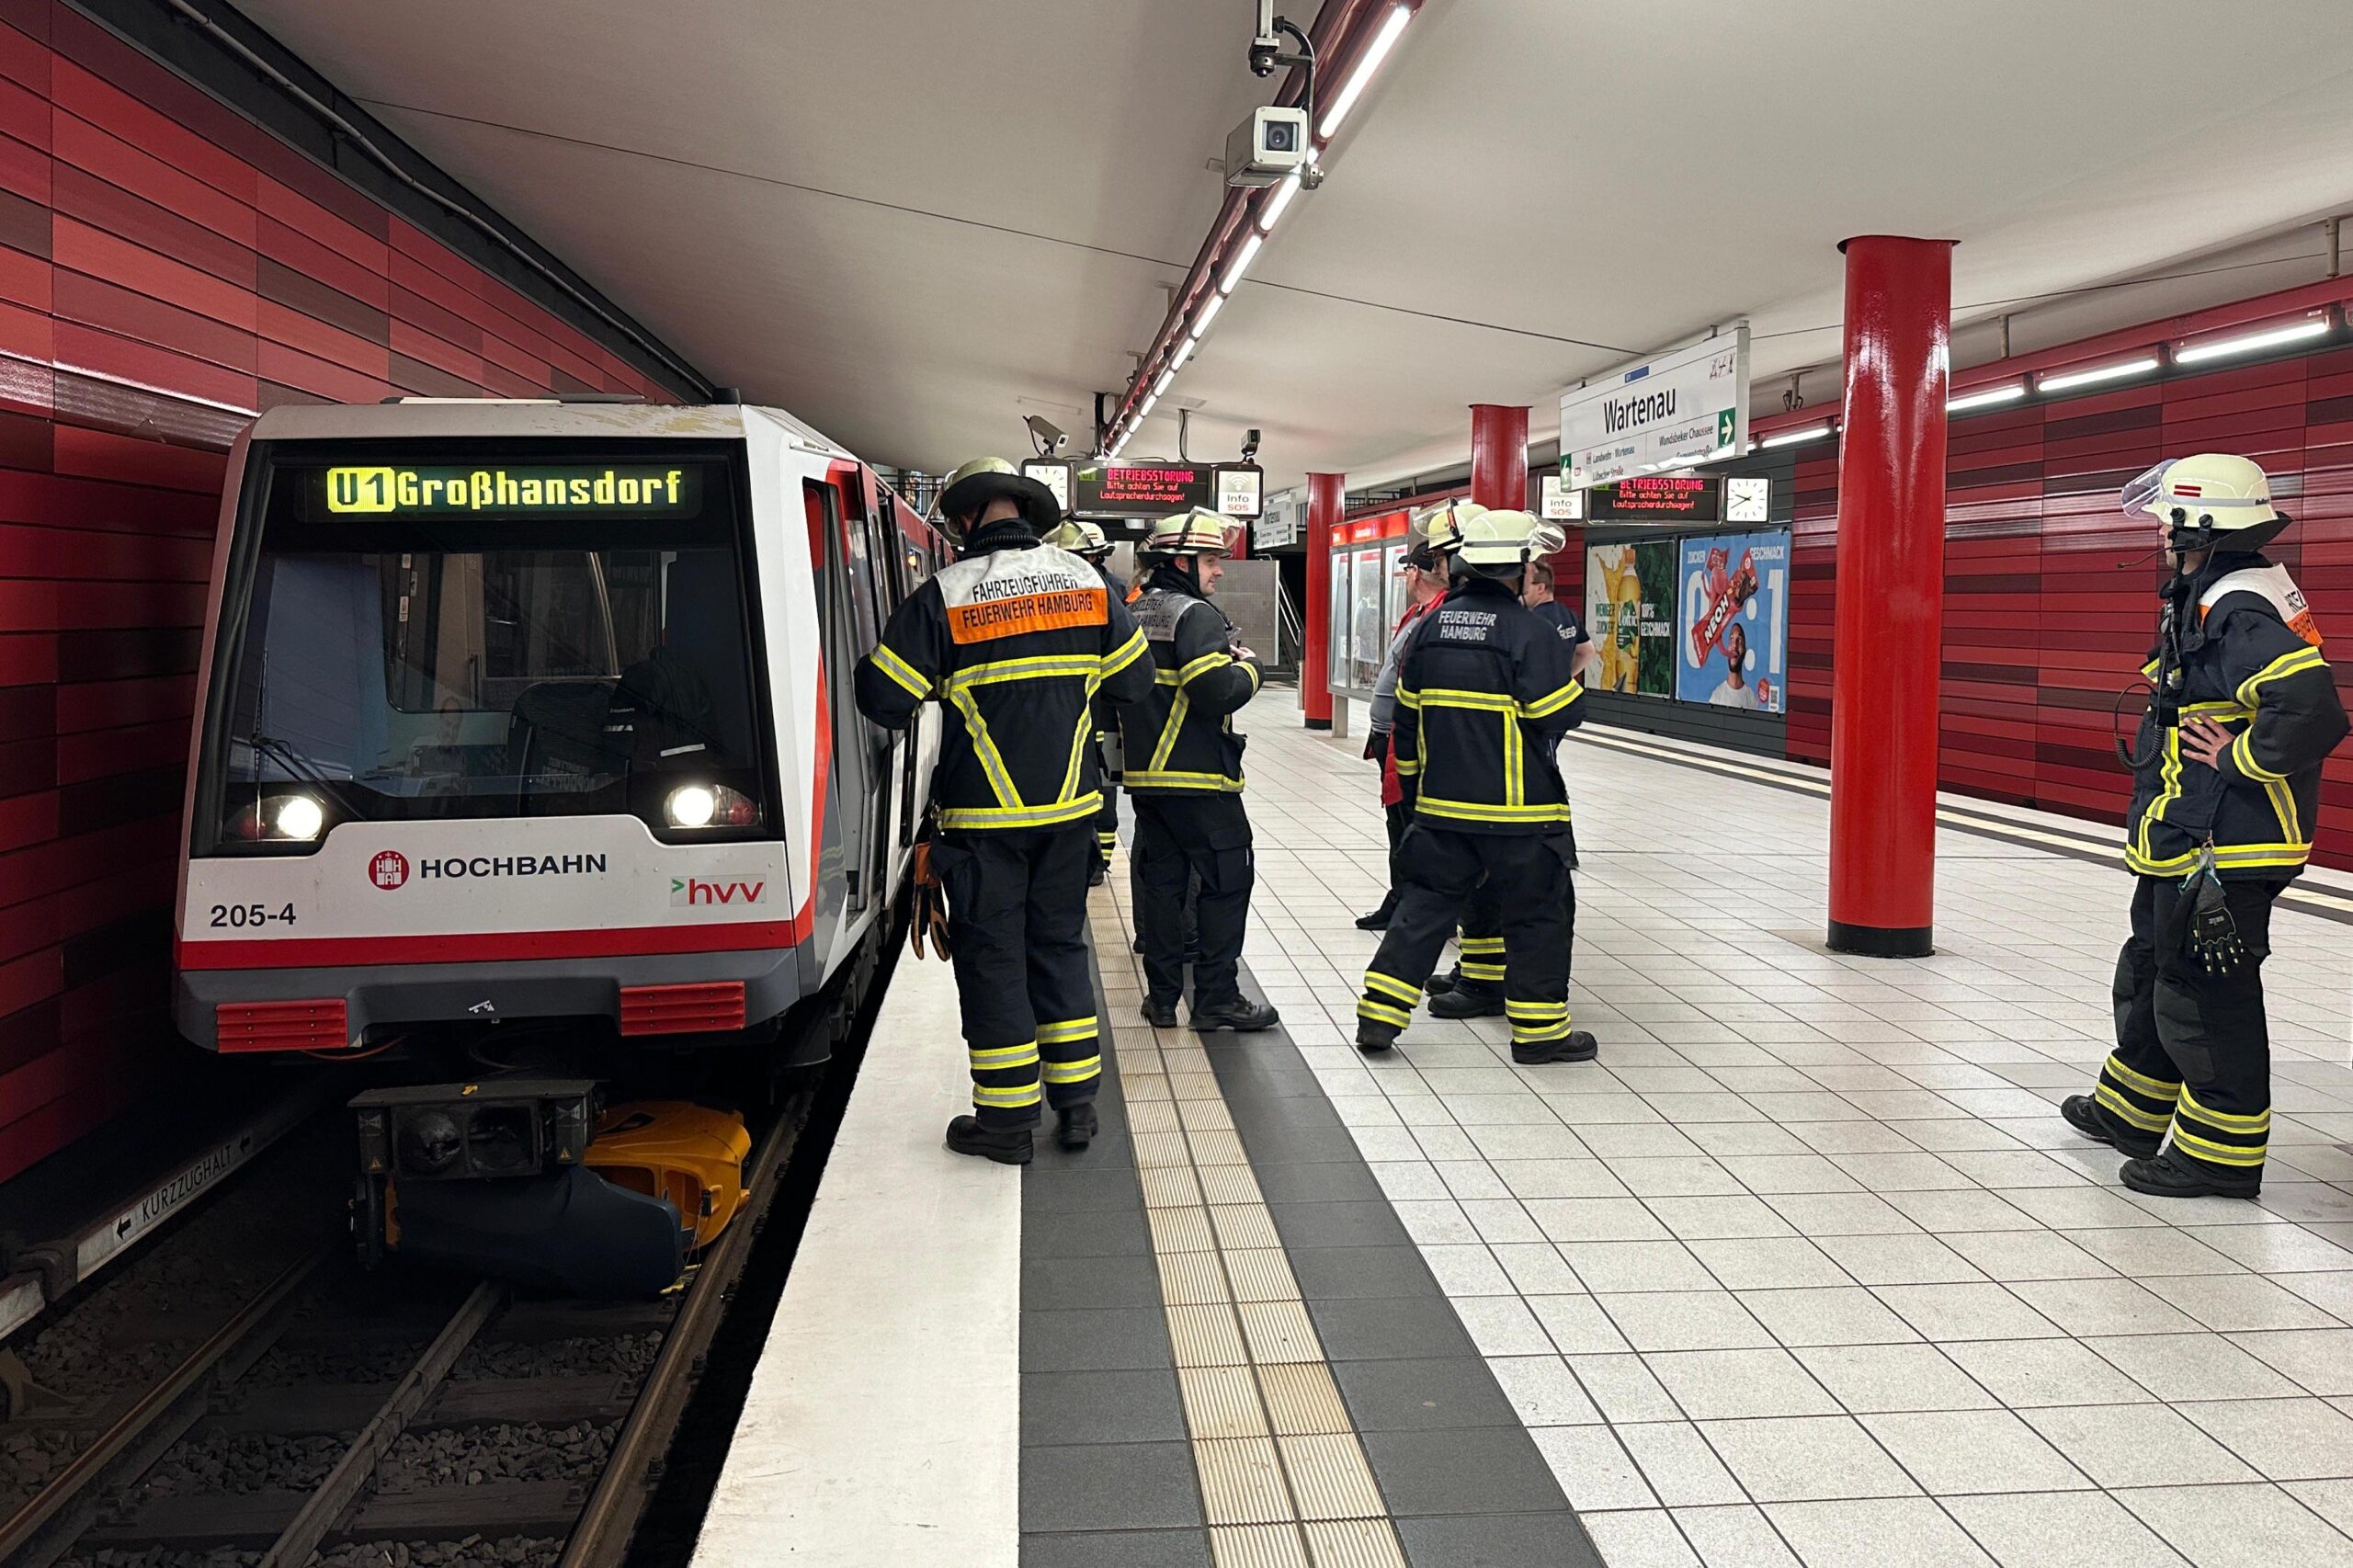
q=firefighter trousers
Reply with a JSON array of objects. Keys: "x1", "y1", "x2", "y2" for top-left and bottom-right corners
[
  {"x1": 1094, "y1": 732, "x2": 1122, "y2": 866},
  {"x1": 1360, "y1": 825, "x2": 1574, "y2": 1050},
  {"x1": 1454, "y1": 858, "x2": 1579, "y2": 1002},
  {"x1": 2089, "y1": 873, "x2": 2280, "y2": 1176},
  {"x1": 1132, "y1": 794, "x2": 1252, "y2": 1009},
  {"x1": 929, "y1": 825, "x2": 1103, "y2": 1129}
]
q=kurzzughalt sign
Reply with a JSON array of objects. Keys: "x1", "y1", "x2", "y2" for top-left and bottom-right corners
[{"x1": 1561, "y1": 329, "x2": 1750, "y2": 490}]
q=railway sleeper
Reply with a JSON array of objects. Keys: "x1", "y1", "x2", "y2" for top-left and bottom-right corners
[{"x1": 76, "y1": 1477, "x2": 586, "y2": 1550}]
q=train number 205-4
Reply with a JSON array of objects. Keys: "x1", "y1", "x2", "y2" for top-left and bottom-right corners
[{"x1": 210, "y1": 903, "x2": 298, "y2": 927}]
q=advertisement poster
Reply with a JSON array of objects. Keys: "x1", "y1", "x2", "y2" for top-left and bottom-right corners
[
  {"x1": 1676, "y1": 531, "x2": 1790, "y2": 712},
  {"x1": 1584, "y1": 540, "x2": 1677, "y2": 698}
]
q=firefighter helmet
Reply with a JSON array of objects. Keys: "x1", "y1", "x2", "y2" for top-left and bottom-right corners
[
  {"x1": 1050, "y1": 517, "x2": 1111, "y2": 559},
  {"x1": 1416, "y1": 500, "x2": 1486, "y2": 556},
  {"x1": 2122, "y1": 453, "x2": 2290, "y2": 553},
  {"x1": 1141, "y1": 507, "x2": 1240, "y2": 558},
  {"x1": 1449, "y1": 507, "x2": 1566, "y2": 578},
  {"x1": 935, "y1": 457, "x2": 1060, "y2": 541}
]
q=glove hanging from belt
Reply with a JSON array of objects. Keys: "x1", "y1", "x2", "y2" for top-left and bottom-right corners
[{"x1": 909, "y1": 840, "x2": 952, "y2": 960}]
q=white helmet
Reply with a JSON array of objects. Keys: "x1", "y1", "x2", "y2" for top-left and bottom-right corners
[
  {"x1": 1050, "y1": 517, "x2": 1110, "y2": 558},
  {"x1": 1141, "y1": 507, "x2": 1240, "y2": 558},
  {"x1": 1415, "y1": 499, "x2": 1486, "y2": 556},
  {"x1": 1449, "y1": 507, "x2": 1566, "y2": 577},
  {"x1": 2122, "y1": 453, "x2": 2289, "y2": 551}
]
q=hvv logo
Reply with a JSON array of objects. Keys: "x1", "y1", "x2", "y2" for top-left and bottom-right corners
[{"x1": 671, "y1": 876, "x2": 767, "y2": 907}]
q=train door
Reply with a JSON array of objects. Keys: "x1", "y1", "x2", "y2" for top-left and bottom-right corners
[
  {"x1": 805, "y1": 480, "x2": 871, "y2": 937},
  {"x1": 834, "y1": 474, "x2": 895, "y2": 917}
]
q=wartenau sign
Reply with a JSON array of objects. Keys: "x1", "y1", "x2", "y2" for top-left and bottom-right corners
[{"x1": 1560, "y1": 328, "x2": 1750, "y2": 490}]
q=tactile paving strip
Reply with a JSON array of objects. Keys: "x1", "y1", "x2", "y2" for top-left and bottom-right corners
[{"x1": 1087, "y1": 871, "x2": 1408, "y2": 1568}]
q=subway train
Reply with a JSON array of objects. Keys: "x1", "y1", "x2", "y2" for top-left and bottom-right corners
[{"x1": 173, "y1": 397, "x2": 945, "y2": 1292}]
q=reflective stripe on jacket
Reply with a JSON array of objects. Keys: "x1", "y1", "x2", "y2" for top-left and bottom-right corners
[
  {"x1": 1121, "y1": 565, "x2": 1260, "y2": 795},
  {"x1": 1392, "y1": 577, "x2": 1584, "y2": 834}
]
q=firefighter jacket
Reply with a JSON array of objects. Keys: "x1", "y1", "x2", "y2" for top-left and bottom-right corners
[
  {"x1": 1088, "y1": 562, "x2": 1128, "y2": 739},
  {"x1": 1392, "y1": 576, "x2": 1584, "y2": 834},
  {"x1": 854, "y1": 522, "x2": 1153, "y2": 832},
  {"x1": 2125, "y1": 554, "x2": 2347, "y2": 881},
  {"x1": 1121, "y1": 564, "x2": 1261, "y2": 795}
]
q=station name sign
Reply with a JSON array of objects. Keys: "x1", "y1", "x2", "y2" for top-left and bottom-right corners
[
  {"x1": 324, "y1": 465, "x2": 702, "y2": 516},
  {"x1": 1561, "y1": 328, "x2": 1750, "y2": 489}
]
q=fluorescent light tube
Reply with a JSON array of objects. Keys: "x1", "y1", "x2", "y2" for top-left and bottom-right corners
[
  {"x1": 1946, "y1": 381, "x2": 2028, "y2": 413},
  {"x1": 2039, "y1": 357, "x2": 2158, "y2": 393},
  {"x1": 1220, "y1": 233, "x2": 1265, "y2": 295},
  {"x1": 1259, "y1": 171, "x2": 1303, "y2": 233},
  {"x1": 1759, "y1": 424, "x2": 1833, "y2": 449},
  {"x1": 1319, "y1": 5, "x2": 1412, "y2": 140},
  {"x1": 2173, "y1": 317, "x2": 2330, "y2": 366}
]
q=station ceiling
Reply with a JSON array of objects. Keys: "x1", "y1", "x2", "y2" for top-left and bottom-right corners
[{"x1": 236, "y1": 0, "x2": 2353, "y2": 493}]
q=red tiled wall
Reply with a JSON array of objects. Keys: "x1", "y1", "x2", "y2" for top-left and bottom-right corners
[
  {"x1": 1785, "y1": 345, "x2": 2353, "y2": 870},
  {"x1": 0, "y1": 0, "x2": 676, "y2": 1181}
]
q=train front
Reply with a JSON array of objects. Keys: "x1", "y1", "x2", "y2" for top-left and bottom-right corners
[{"x1": 176, "y1": 403, "x2": 799, "y2": 1295}]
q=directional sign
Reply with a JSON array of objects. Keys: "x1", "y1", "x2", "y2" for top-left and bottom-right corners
[{"x1": 1561, "y1": 328, "x2": 1751, "y2": 490}]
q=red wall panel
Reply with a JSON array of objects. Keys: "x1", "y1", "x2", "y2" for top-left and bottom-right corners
[
  {"x1": 0, "y1": 1, "x2": 677, "y2": 1183},
  {"x1": 1789, "y1": 343, "x2": 2353, "y2": 872}
]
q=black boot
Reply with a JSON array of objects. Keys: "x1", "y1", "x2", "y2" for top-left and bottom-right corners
[
  {"x1": 2120, "y1": 1149, "x2": 2260, "y2": 1200},
  {"x1": 1141, "y1": 997, "x2": 1179, "y2": 1028},
  {"x1": 1428, "y1": 986, "x2": 1505, "y2": 1019},
  {"x1": 1088, "y1": 859, "x2": 1107, "y2": 888},
  {"x1": 1057, "y1": 1103, "x2": 1098, "y2": 1151},
  {"x1": 2060, "y1": 1094, "x2": 2162, "y2": 1160},
  {"x1": 1515, "y1": 1029, "x2": 1597, "y2": 1066},
  {"x1": 1356, "y1": 1020, "x2": 1399, "y2": 1054},
  {"x1": 1425, "y1": 967, "x2": 1459, "y2": 997},
  {"x1": 1355, "y1": 893, "x2": 1398, "y2": 932},
  {"x1": 1192, "y1": 996, "x2": 1279, "y2": 1033},
  {"x1": 946, "y1": 1116, "x2": 1033, "y2": 1165}
]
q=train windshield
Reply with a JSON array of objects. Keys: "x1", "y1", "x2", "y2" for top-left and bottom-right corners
[{"x1": 205, "y1": 450, "x2": 765, "y2": 844}]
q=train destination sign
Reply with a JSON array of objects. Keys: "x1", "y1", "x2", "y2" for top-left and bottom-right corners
[
  {"x1": 1587, "y1": 474, "x2": 1723, "y2": 522},
  {"x1": 324, "y1": 465, "x2": 703, "y2": 516}
]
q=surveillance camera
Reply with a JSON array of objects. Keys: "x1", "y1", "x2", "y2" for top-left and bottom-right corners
[
  {"x1": 1242, "y1": 428, "x2": 1262, "y2": 462},
  {"x1": 1024, "y1": 414, "x2": 1069, "y2": 456},
  {"x1": 1248, "y1": 36, "x2": 1281, "y2": 75},
  {"x1": 1224, "y1": 107, "x2": 1309, "y2": 188}
]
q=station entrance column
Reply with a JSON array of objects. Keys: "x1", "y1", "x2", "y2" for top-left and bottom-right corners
[
  {"x1": 1303, "y1": 472, "x2": 1344, "y2": 731},
  {"x1": 1827, "y1": 234, "x2": 1953, "y2": 957}
]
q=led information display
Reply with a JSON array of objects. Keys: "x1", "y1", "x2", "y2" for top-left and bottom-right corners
[
  {"x1": 324, "y1": 465, "x2": 703, "y2": 516},
  {"x1": 1073, "y1": 462, "x2": 1212, "y2": 516},
  {"x1": 1588, "y1": 474, "x2": 1723, "y2": 522}
]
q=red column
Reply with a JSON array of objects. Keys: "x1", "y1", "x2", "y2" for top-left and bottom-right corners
[
  {"x1": 1469, "y1": 404, "x2": 1529, "y2": 511},
  {"x1": 1828, "y1": 235, "x2": 1953, "y2": 958},
  {"x1": 1302, "y1": 472, "x2": 1344, "y2": 730}
]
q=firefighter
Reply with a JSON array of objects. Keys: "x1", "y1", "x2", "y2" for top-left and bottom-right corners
[
  {"x1": 855, "y1": 458, "x2": 1154, "y2": 1164},
  {"x1": 1124, "y1": 507, "x2": 1279, "y2": 1033},
  {"x1": 2061, "y1": 453, "x2": 2346, "y2": 1199},
  {"x1": 1356, "y1": 507, "x2": 1594, "y2": 1064},
  {"x1": 1053, "y1": 517, "x2": 1128, "y2": 884}
]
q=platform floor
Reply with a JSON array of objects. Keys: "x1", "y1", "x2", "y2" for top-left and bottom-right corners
[{"x1": 703, "y1": 696, "x2": 2353, "y2": 1568}]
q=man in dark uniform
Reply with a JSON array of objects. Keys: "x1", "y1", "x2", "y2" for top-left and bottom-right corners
[
  {"x1": 2061, "y1": 453, "x2": 2346, "y2": 1199},
  {"x1": 1524, "y1": 557, "x2": 1596, "y2": 683},
  {"x1": 855, "y1": 458, "x2": 1154, "y2": 1163},
  {"x1": 1123, "y1": 508, "x2": 1278, "y2": 1034},
  {"x1": 1053, "y1": 517, "x2": 1127, "y2": 885},
  {"x1": 1357, "y1": 507, "x2": 1593, "y2": 1064}
]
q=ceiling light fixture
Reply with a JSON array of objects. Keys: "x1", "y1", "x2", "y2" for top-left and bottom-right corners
[
  {"x1": 1318, "y1": 4, "x2": 1412, "y2": 140},
  {"x1": 1220, "y1": 233, "x2": 1265, "y2": 295},
  {"x1": 1258, "y1": 170, "x2": 1303, "y2": 233},
  {"x1": 1154, "y1": 369, "x2": 1176, "y2": 398},
  {"x1": 2038, "y1": 357, "x2": 2159, "y2": 393},
  {"x1": 1759, "y1": 424, "x2": 1834, "y2": 449},
  {"x1": 1138, "y1": 392, "x2": 1160, "y2": 421},
  {"x1": 1193, "y1": 290, "x2": 1227, "y2": 335},
  {"x1": 1945, "y1": 381, "x2": 2028, "y2": 414},
  {"x1": 2173, "y1": 315, "x2": 2332, "y2": 366},
  {"x1": 1169, "y1": 335, "x2": 1198, "y2": 373}
]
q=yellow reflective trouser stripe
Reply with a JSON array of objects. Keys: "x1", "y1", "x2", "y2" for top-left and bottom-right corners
[
  {"x1": 2179, "y1": 1090, "x2": 2269, "y2": 1132},
  {"x1": 970, "y1": 1042, "x2": 1040, "y2": 1069},
  {"x1": 1042, "y1": 1056, "x2": 1101, "y2": 1085},
  {"x1": 2236, "y1": 645, "x2": 2326, "y2": 708},
  {"x1": 1506, "y1": 999, "x2": 1569, "y2": 1017},
  {"x1": 949, "y1": 687, "x2": 1022, "y2": 807},
  {"x1": 1102, "y1": 629, "x2": 1147, "y2": 679},
  {"x1": 1364, "y1": 972, "x2": 1420, "y2": 1006},
  {"x1": 871, "y1": 642, "x2": 930, "y2": 697},
  {"x1": 973, "y1": 1083, "x2": 1043, "y2": 1108},
  {"x1": 1513, "y1": 1018, "x2": 1574, "y2": 1042},
  {"x1": 1417, "y1": 796, "x2": 1572, "y2": 824},
  {"x1": 2169, "y1": 1128, "x2": 2266, "y2": 1166},
  {"x1": 2095, "y1": 1084, "x2": 2173, "y2": 1131},
  {"x1": 1037, "y1": 1017, "x2": 1099, "y2": 1044},
  {"x1": 1419, "y1": 687, "x2": 1516, "y2": 711},
  {"x1": 1520, "y1": 678, "x2": 1583, "y2": 719},
  {"x1": 937, "y1": 794, "x2": 1102, "y2": 830},
  {"x1": 1458, "y1": 937, "x2": 1506, "y2": 955},
  {"x1": 1357, "y1": 999, "x2": 1412, "y2": 1028},
  {"x1": 2102, "y1": 1054, "x2": 2179, "y2": 1098},
  {"x1": 1460, "y1": 960, "x2": 1506, "y2": 981}
]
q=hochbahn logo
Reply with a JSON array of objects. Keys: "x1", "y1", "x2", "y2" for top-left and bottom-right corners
[{"x1": 369, "y1": 850, "x2": 409, "y2": 890}]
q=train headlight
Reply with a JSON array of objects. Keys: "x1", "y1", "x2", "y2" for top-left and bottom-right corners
[
  {"x1": 273, "y1": 794, "x2": 325, "y2": 841},
  {"x1": 665, "y1": 784, "x2": 760, "y2": 830}
]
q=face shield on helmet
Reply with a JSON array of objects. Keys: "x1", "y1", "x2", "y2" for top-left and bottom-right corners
[{"x1": 1050, "y1": 517, "x2": 1111, "y2": 559}]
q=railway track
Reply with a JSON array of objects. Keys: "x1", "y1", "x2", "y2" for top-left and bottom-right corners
[{"x1": 0, "y1": 1096, "x2": 809, "y2": 1568}]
